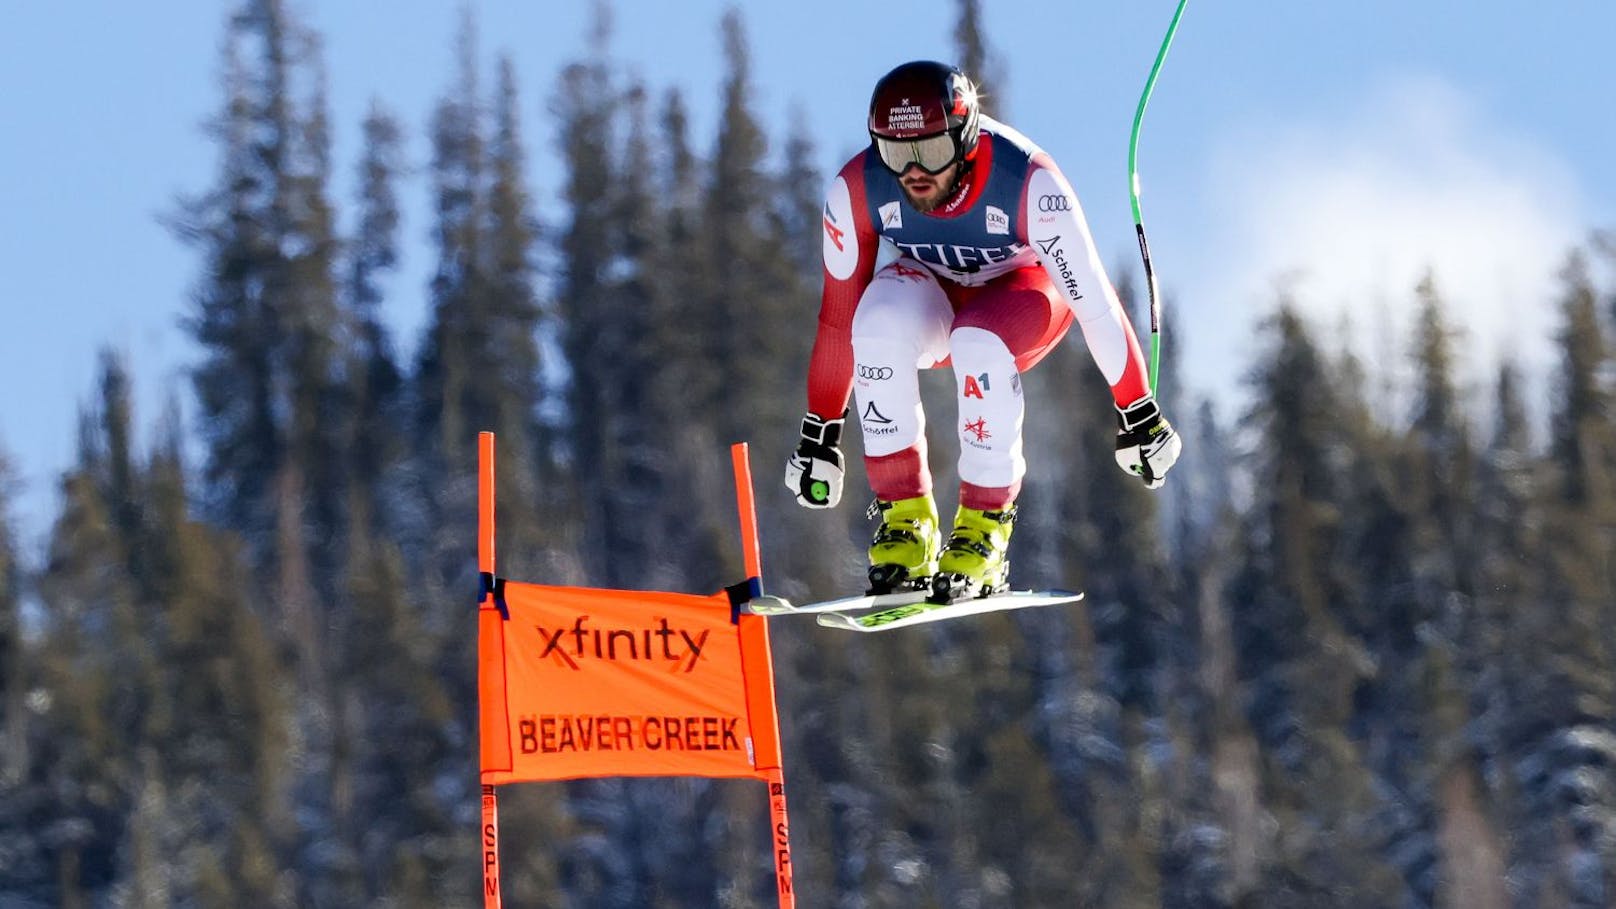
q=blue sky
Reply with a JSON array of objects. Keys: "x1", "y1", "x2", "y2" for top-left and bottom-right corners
[{"x1": 3, "y1": 1, "x2": 1614, "y2": 545}]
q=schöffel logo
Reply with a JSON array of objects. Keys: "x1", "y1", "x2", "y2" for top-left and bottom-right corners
[
  {"x1": 861, "y1": 402, "x2": 899, "y2": 435},
  {"x1": 1035, "y1": 236, "x2": 1083, "y2": 302},
  {"x1": 858, "y1": 365, "x2": 894, "y2": 380},
  {"x1": 1038, "y1": 194, "x2": 1073, "y2": 213},
  {"x1": 535, "y1": 616, "x2": 710, "y2": 672}
]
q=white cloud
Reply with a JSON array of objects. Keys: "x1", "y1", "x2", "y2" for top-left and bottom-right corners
[{"x1": 1179, "y1": 73, "x2": 1588, "y2": 415}]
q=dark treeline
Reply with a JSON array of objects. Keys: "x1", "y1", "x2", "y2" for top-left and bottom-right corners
[{"x1": 3, "y1": 1, "x2": 1615, "y2": 906}]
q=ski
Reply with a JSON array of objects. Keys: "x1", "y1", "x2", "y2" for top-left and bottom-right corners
[
  {"x1": 744, "y1": 590, "x2": 929, "y2": 616},
  {"x1": 814, "y1": 589, "x2": 1082, "y2": 632}
]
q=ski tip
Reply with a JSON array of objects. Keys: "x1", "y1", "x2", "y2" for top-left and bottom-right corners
[{"x1": 744, "y1": 595, "x2": 797, "y2": 615}]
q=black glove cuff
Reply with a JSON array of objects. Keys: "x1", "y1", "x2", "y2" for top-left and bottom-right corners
[
  {"x1": 1116, "y1": 395, "x2": 1161, "y2": 433},
  {"x1": 800, "y1": 410, "x2": 847, "y2": 447}
]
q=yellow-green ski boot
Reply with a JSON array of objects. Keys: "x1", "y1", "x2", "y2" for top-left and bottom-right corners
[
  {"x1": 865, "y1": 495, "x2": 941, "y2": 594},
  {"x1": 933, "y1": 504, "x2": 1017, "y2": 601}
]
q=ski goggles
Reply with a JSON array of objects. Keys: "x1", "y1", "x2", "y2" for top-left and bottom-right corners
[{"x1": 872, "y1": 131, "x2": 961, "y2": 176}]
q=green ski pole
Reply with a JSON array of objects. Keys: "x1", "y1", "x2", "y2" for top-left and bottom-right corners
[{"x1": 1129, "y1": 0, "x2": 1190, "y2": 393}]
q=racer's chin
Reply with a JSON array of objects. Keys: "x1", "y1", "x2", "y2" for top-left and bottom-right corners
[{"x1": 901, "y1": 175, "x2": 945, "y2": 213}]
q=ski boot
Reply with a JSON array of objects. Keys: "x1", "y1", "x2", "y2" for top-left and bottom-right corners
[
  {"x1": 932, "y1": 504, "x2": 1017, "y2": 602},
  {"x1": 865, "y1": 495, "x2": 941, "y2": 594}
]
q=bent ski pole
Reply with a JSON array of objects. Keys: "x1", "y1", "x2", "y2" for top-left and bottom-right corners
[{"x1": 1129, "y1": 0, "x2": 1190, "y2": 393}]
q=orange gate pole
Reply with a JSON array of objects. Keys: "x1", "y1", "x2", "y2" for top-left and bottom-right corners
[
  {"x1": 730, "y1": 443, "x2": 796, "y2": 907},
  {"x1": 478, "y1": 432, "x2": 503, "y2": 909}
]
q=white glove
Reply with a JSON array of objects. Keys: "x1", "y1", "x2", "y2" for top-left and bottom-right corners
[
  {"x1": 1114, "y1": 395, "x2": 1181, "y2": 490},
  {"x1": 785, "y1": 411, "x2": 846, "y2": 508}
]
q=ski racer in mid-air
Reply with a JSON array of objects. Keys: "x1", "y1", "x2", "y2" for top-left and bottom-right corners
[{"x1": 785, "y1": 60, "x2": 1183, "y2": 601}]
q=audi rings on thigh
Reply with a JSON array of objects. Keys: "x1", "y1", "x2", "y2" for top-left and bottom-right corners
[{"x1": 857, "y1": 365, "x2": 895, "y2": 381}]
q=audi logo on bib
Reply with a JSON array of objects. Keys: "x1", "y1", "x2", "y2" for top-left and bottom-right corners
[
  {"x1": 1038, "y1": 194, "x2": 1073, "y2": 213},
  {"x1": 858, "y1": 365, "x2": 894, "y2": 380}
]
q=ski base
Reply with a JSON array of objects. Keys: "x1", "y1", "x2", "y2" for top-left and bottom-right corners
[{"x1": 744, "y1": 590, "x2": 928, "y2": 616}]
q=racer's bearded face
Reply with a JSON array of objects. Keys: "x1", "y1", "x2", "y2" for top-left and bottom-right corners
[{"x1": 898, "y1": 161, "x2": 962, "y2": 213}]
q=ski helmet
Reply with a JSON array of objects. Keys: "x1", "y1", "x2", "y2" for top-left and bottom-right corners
[{"x1": 867, "y1": 60, "x2": 981, "y2": 176}]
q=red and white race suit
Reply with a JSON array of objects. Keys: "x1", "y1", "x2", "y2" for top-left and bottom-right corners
[{"x1": 807, "y1": 116, "x2": 1151, "y2": 509}]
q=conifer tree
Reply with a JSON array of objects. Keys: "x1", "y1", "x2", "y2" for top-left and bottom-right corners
[
  {"x1": 15, "y1": 357, "x2": 296, "y2": 904},
  {"x1": 27, "y1": 369, "x2": 151, "y2": 906},
  {"x1": 139, "y1": 409, "x2": 292, "y2": 904},
  {"x1": 413, "y1": 13, "x2": 490, "y2": 591},
  {"x1": 1453, "y1": 359, "x2": 1545, "y2": 904},
  {"x1": 1405, "y1": 272, "x2": 1479, "y2": 617},
  {"x1": 1474, "y1": 358, "x2": 1534, "y2": 613},
  {"x1": 1506, "y1": 250, "x2": 1616, "y2": 907},
  {"x1": 414, "y1": 19, "x2": 548, "y2": 591},
  {"x1": 775, "y1": 116, "x2": 824, "y2": 280},
  {"x1": 643, "y1": 85, "x2": 739, "y2": 588},
  {"x1": 336, "y1": 537, "x2": 471, "y2": 904},
  {"x1": 552, "y1": 6, "x2": 624, "y2": 586},
  {"x1": 596, "y1": 81, "x2": 669, "y2": 584},
  {"x1": 1354, "y1": 273, "x2": 1492, "y2": 905},
  {"x1": 181, "y1": 0, "x2": 346, "y2": 578},
  {"x1": 343, "y1": 100, "x2": 407, "y2": 546},
  {"x1": 1230, "y1": 301, "x2": 1404, "y2": 903},
  {"x1": 0, "y1": 451, "x2": 35, "y2": 902},
  {"x1": 326, "y1": 96, "x2": 456, "y2": 903},
  {"x1": 703, "y1": 10, "x2": 808, "y2": 449},
  {"x1": 327, "y1": 108, "x2": 409, "y2": 872},
  {"x1": 553, "y1": 54, "x2": 677, "y2": 591},
  {"x1": 953, "y1": 0, "x2": 1006, "y2": 118},
  {"x1": 481, "y1": 54, "x2": 550, "y2": 578},
  {"x1": 648, "y1": 7, "x2": 822, "y2": 617},
  {"x1": 409, "y1": 16, "x2": 559, "y2": 901},
  {"x1": 1550, "y1": 251, "x2": 1614, "y2": 506},
  {"x1": 174, "y1": 10, "x2": 347, "y2": 878}
]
